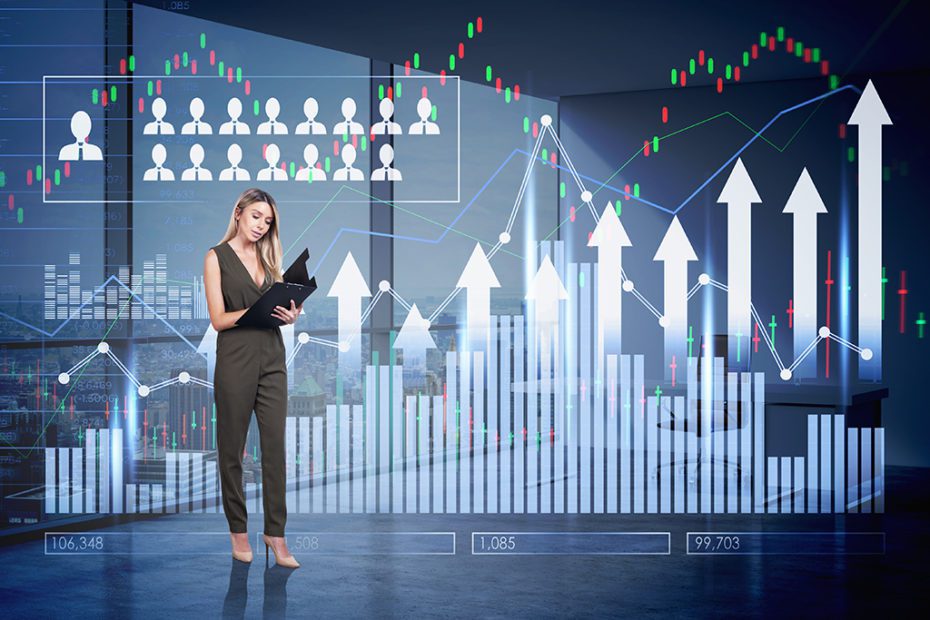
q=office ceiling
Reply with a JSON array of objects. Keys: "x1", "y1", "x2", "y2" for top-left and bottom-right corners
[{"x1": 136, "y1": 0, "x2": 928, "y2": 99}]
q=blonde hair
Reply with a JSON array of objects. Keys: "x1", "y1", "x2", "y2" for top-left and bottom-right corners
[{"x1": 218, "y1": 188, "x2": 284, "y2": 283}]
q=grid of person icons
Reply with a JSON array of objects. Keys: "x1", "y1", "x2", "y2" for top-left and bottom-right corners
[{"x1": 133, "y1": 94, "x2": 440, "y2": 183}]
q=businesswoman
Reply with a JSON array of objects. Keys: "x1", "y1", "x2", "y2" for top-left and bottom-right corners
[{"x1": 204, "y1": 188, "x2": 301, "y2": 568}]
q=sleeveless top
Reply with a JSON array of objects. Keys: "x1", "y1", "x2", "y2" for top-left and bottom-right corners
[{"x1": 211, "y1": 241, "x2": 273, "y2": 312}]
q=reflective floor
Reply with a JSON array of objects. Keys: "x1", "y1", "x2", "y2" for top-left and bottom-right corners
[{"x1": 1, "y1": 467, "x2": 926, "y2": 618}]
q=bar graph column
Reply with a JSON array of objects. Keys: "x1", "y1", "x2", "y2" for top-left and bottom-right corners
[
  {"x1": 340, "y1": 405, "x2": 350, "y2": 513},
  {"x1": 326, "y1": 405, "x2": 337, "y2": 513},
  {"x1": 165, "y1": 450, "x2": 176, "y2": 513},
  {"x1": 834, "y1": 414, "x2": 845, "y2": 513},
  {"x1": 540, "y1": 330, "x2": 552, "y2": 515},
  {"x1": 514, "y1": 316, "x2": 525, "y2": 513},
  {"x1": 807, "y1": 414, "x2": 819, "y2": 513},
  {"x1": 820, "y1": 414, "x2": 832, "y2": 513},
  {"x1": 619, "y1": 355, "x2": 631, "y2": 514},
  {"x1": 527, "y1": 325, "x2": 538, "y2": 514},
  {"x1": 861, "y1": 428, "x2": 872, "y2": 513},
  {"x1": 607, "y1": 355, "x2": 618, "y2": 514},
  {"x1": 700, "y1": 358, "x2": 711, "y2": 514},
  {"x1": 391, "y1": 370, "x2": 403, "y2": 513},
  {"x1": 633, "y1": 355, "x2": 645, "y2": 513},
  {"x1": 673, "y1": 395, "x2": 685, "y2": 514},
  {"x1": 73, "y1": 448, "x2": 83, "y2": 514},
  {"x1": 405, "y1": 395, "x2": 416, "y2": 513},
  {"x1": 445, "y1": 352, "x2": 457, "y2": 513},
  {"x1": 179, "y1": 452, "x2": 190, "y2": 513},
  {"x1": 726, "y1": 372, "x2": 738, "y2": 513},
  {"x1": 753, "y1": 374, "x2": 765, "y2": 513},
  {"x1": 500, "y1": 317, "x2": 512, "y2": 514},
  {"x1": 85, "y1": 429, "x2": 97, "y2": 513},
  {"x1": 460, "y1": 352, "x2": 471, "y2": 513},
  {"x1": 593, "y1": 340, "x2": 605, "y2": 514},
  {"x1": 380, "y1": 365, "x2": 391, "y2": 512},
  {"x1": 767, "y1": 457, "x2": 778, "y2": 513},
  {"x1": 312, "y1": 416, "x2": 323, "y2": 513},
  {"x1": 793, "y1": 456, "x2": 805, "y2": 513},
  {"x1": 365, "y1": 368, "x2": 377, "y2": 513},
  {"x1": 713, "y1": 358, "x2": 724, "y2": 514},
  {"x1": 112, "y1": 428, "x2": 123, "y2": 514},
  {"x1": 300, "y1": 416, "x2": 310, "y2": 514},
  {"x1": 192, "y1": 453, "x2": 203, "y2": 513},
  {"x1": 579, "y1": 264, "x2": 591, "y2": 514},
  {"x1": 488, "y1": 319, "x2": 499, "y2": 514},
  {"x1": 739, "y1": 373, "x2": 751, "y2": 514},
  {"x1": 58, "y1": 448, "x2": 70, "y2": 513},
  {"x1": 646, "y1": 396, "x2": 658, "y2": 513},
  {"x1": 432, "y1": 394, "x2": 444, "y2": 514},
  {"x1": 418, "y1": 395, "x2": 429, "y2": 513},
  {"x1": 686, "y1": 358, "x2": 697, "y2": 513},
  {"x1": 660, "y1": 396, "x2": 671, "y2": 514},
  {"x1": 353, "y1": 405, "x2": 364, "y2": 513},
  {"x1": 45, "y1": 448, "x2": 55, "y2": 514},
  {"x1": 848, "y1": 427, "x2": 859, "y2": 512},
  {"x1": 875, "y1": 428, "x2": 884, "y2": 513},
  {"x1": 474, "y1": 351, "x2": 485, "y2": 513}
]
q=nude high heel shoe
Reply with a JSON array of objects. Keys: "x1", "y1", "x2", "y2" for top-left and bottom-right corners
[
  {"x1": 230, "y1": 533, "x2": 253, "y2": 563},
  {"x1": 263, "y1": 534, "x2": 300, "y2": 568}
]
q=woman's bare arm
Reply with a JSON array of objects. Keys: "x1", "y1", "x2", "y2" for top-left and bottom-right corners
[{"x1": 204, "y1": 249, "x2": 248, "y2": 331}]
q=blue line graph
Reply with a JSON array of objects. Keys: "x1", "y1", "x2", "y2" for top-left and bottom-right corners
[{"x1": 306, "y1": 85, "x2": 858, "y2": 272}]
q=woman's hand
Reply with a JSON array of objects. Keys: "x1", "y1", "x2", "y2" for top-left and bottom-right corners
[{"x1": 271, "y1": 299, "x2": 301, "y2": 325}]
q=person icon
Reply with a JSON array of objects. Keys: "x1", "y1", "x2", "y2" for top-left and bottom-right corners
[
  {"x1": 295, "y1": 97, "x2": 326, "y2": 135},
  {"x1": 294, "y1": 144, "x2": 327, "y2": 182},
  {"x1": 181, "y1": 144, "x2": 213, "y2": 181},
  {"x1": 370, "y1": 144, "x2": 402, "y2": 181},
  {"x1": 370, "y1": 98, "x2": 402, "y2": 135},
  {"x1": 181, "y1": 97, "x2": 213, "y2": 135},
  {"x1": 332, "y1": 97, "x2": 364, "y2": 135},
  {"x1": 58, "y1": 111, "x2": 104, "y2": 161},
  {"x1": 219, "y1": 97, "x2": 251, "y2": 135},
  {"x1": 143, "y1": 144, "x2": 175, "y2": 181},
  {"x1": 143, "y1": 98, "x2": 175, "y2": 135},
  {"x1": 257, "y1": 97, "x2": 288, "y2": 135},
  {"x1": 257, "y1": 144, "x2": 288, "y2": 181},
  {"x1": 408, "y1": 97, "x2": 440, "y2": 135},
  {"x1": 332, "y1": 144, "x2": 364, "y2": 181},
  {"x1": 219, "y1": 144, "x2": 251, "y2": 181}
]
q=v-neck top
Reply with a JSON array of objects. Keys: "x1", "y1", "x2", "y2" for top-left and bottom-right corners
[{"x1": 211, "y1": 241, "x2": 272, "y2": 313}]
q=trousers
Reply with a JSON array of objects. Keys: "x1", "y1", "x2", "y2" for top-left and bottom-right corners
[{"x1": 214, "y1": 325, "x2": 288, "y2": 537}]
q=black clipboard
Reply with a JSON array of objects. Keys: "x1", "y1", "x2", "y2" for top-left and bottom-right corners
[{"x1": 236, "y1": 248, "x2": 318, "y2": 328}]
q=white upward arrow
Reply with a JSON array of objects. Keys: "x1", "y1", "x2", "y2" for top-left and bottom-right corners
[
  {"x1": 393, "y1": 303, "x2": 436, "y2": 369},
  {"x1": 849, "y1": 79, "x2": 891, "y2": 379},
  {"x1": 456, "y1": 242, "x2": 500, "y2": 350},
  {"x1": 717, "y1": 157, "x2": 761, "y2": 366},
  {"x1": 326, "y1": 252, "x2": 371, "y2": 366},
  {"x1": 588, "y1": 201, "x2": 632, "y2": 359},
  {"x1": 783, "y1": 168, "x2": 827, "y2": 378},
  {"x1": 654, "y1": 215, "x2": 697, "y2": 376},
  {"x1": 197, "y1": 324, "x2": 217, "y2": 384},
  {"x1": 527, "y1": 254, "x2": 568, "y2": 377},
  {"x1": 526, "y1": 254, "x2": 568, "y2": 330}
]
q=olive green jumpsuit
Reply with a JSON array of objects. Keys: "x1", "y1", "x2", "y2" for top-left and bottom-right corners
[{"x1": 211, "y1": 241, "x2": 288, "y2": 537}]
